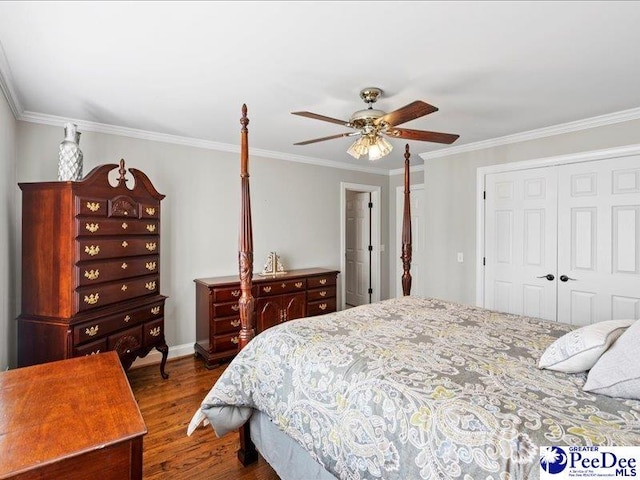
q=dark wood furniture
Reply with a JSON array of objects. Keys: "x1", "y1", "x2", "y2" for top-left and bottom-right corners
[
  {"x1": 194, "y1": 268, "x2": 339, "y2": 367},
  {"x1": 0, "y1": 351, "x2": 147, "y2": 480},
  {"x1": 17, "y1": 160, "x2": 169, "y2": 378},
  {"x1": 230, "y1": 105, "x2": 412, "y2": 465}
]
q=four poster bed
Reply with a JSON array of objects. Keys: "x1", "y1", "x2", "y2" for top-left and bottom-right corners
[{"x1": 188, "y1": 106, "x2": 640, "y2": 479}]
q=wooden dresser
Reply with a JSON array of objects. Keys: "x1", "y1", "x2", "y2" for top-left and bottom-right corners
[
  {"x1": 194, "y1": 268, "x2": 339, "y2": 367},
  {"x1": 0, "y1": 352, "x2": 147, "y2": 480},
  {"x1": 17, "y1": 160, "x2": 169, "y2": 378}
]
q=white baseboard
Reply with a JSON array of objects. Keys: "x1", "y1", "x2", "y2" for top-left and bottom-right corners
[{"x1": 130, "y1": 342, "x2": 194, "y2": 369}]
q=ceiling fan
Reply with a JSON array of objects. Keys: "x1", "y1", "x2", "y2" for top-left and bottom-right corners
[{"x1": 292, "y1": 87, "x2": 459, "y2": 160}]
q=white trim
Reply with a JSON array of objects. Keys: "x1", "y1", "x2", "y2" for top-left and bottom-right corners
[
  {"x1": 18, "y1": 110, "x2": 390, "y2": 176},
  {"x1": 421, "y1": 107, "x2": 640, "y2": 162},
  {"x1": 340, "y1": 182, "x2": 381, "y2": 310},
  {"x1": 388, "y1": 164, "x2": 424, "y2": 177},
  {"x1": 0, "y1": 39, "x2": 22, "y2": 118},
  {"x1": 475, "y1": 142, "x2": 640, "y2": 307},
  {"x1": 130, "y1": 342, "x2": 194, "y2": 369}
]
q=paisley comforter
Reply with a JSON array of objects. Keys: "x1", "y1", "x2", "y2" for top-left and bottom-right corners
[{"x1": 188, "y1": 296, "x2": 640, "y2": 479}]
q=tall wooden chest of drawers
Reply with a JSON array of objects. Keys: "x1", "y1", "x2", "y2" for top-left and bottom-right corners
[
  {"x1": 17, "y1": 160, "x2": 169, "y2": 378},
  {"x1": 194, "y1": 268, "x2": 339, "y2": 367}
]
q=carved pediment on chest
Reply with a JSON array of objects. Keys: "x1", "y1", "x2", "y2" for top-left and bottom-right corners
[{"x1": 109, "y1": 195, "x2": 138, "y2": 218}]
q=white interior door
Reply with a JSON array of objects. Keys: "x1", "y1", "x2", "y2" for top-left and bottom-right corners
[
  {"x1": 345, "y1": 191, "x2": 370, "y2": 306},
  {"x1": 396, "y1": 184, "x2": 425, "y2": 297},
  {"x1": 484, "y1": 167, "x2": 558, "y2": 320},
  {"x1": 557, "y1": 156, "x2": 640, "y2": 325}
]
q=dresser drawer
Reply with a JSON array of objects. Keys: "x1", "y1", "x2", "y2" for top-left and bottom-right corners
[
  {"x1": 307, "y1": 298, "x2": 337, "y2": 317},
  {"x1": 212, "y1": 301, "x2": 241, "y2": 317},
  {"x1": 77, "y1": 236, "x2": 159, "y2": 261},
  {"x1": 213, "y1": 316, "x2": 241, "y2": 335},
  {"x1": 76, "y1": 274, "x2": 160, "y2": 312},
  {"x1": 74, "y1": 300, "x2": 164, "y2": 345},
  {"x1": 143, "y1": 318, "x2": 164, "y2": 347},
  {"x1": 307, "y1": 275, "x2": 336, "y2": 289},
  {"x1": 141, "y1": 203, "x2": 160, "y2": 219},
  {"x1": 73, "y1": 338, "x2": 108, "y2": 357},
  {"x1": 76, "y1": 197, "x2": 108, "y2": 217},
  {"x1": 211, "y1": 333, "x2": 240, "y2": 353},
  {"x1": 76, "y1": 218, "x2": 159, "y2": 236},
  {"x1": 307, "y1": 286, "x2": 336, "y2": 302},
  {"x1": 258, "y1": 279, "x2": 306, "y2": 296},
  {"x1": 212, "y1": 286, "x2": 243, "y2": 302},
  {"x1": 76, "y1": 255, "x2": 159, "y2": 286},
  {"x1": 108, "y1": 325, "x2": 143, "y2": 356}
]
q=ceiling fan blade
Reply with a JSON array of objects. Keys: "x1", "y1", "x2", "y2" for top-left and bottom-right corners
[
  {"x1": 291, "y1": 111, "x2": 349, "y2": 126},
  {"x1": 294, "y1": 132, "x2": 359, "y2": 146},
  {"x1": 388, "y1": 128, "x2": 460, "y2": 144},
  {"x1": 377, "y1": 101, "x2": 438, "y2": 127}
]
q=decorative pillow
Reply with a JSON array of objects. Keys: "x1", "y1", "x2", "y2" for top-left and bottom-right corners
[
  {"x1": 583, "y1": 320, "x2": 640, "y2": 399},
  {"x1": 538, "y1": 319, "x2": 635, "y2": 373}
]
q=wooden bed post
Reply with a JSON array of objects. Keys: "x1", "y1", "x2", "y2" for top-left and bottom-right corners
[
  {"x1": 237, "y1": 104, "x2": 258, "y2": 465},
  {"x1": 401, "y1": 144, "x2": 412, "y2": 296}
]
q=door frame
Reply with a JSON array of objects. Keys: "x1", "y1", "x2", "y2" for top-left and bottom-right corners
[
  {"x1": 476, "y1": 143, "x2": 640, "y2": 307},
  {"x1": 340, "y1": 182, "x2": 381, "y2": 310}
]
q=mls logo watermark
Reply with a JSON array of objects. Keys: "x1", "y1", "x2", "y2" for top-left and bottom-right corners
[{"x1": 540, "y1": 446, "x2": 639, "y2": 478}]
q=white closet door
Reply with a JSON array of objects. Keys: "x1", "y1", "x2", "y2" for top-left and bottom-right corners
[
  {"x1": 484, "y1": 167, "x2": 558, "y2": 320},
  {"x1": 557, "y1": 156, "x2": 640, "y2": 325},
  {"x1": 345, "y1": 191, "x2": 370, "y2": 306}
]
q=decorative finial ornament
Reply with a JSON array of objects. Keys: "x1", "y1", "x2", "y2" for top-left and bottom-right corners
[
  {"x1": 240, "y1": 104, "x2": 249, "y2": 131},
  {"x1": 117, "y1": 159, "x2": 128, "y2": 185}
]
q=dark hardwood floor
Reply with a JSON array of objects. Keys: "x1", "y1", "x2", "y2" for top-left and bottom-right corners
[{"x1": 127, "y1": 355, "x2": 280, "y2": 480}]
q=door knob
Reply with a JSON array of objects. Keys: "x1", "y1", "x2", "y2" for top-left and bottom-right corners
[
  {"x1": 559, "y1": 275, "x2": 576, "y2": 282},
  {"x1": 537, "y1": 274, "x2": 555, "y2": 281}
]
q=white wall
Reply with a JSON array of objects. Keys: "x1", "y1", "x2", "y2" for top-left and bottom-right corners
[
  {"x1": 0, "y1": 89, "x2": 16, "y2": 369},
  {"x1": 14, "y1": 122, "x2": 390, "y2": 359},
  {"x1": 424, "y1": 118, "x2": 640, "y2": 306}
]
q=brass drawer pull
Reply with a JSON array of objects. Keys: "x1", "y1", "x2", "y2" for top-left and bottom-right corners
[
  {"x1": 85, "y1": 223, "x2": 99, "y2": 233},
  {"x1": 146, "y1": 242, "x2": 157, "y2": 251},
  {"x1": 84, "y1": 269, "x2": 99, "y2": 280},
  {"x1": 121, "y1": 222, "x2": 128, "y2": 229},
  {"x1": 231, "y1": 289, "x2": 240, "y2": 297},
  {"x1": 121, "y1": 284, "x2": 128, "y2": 291},
  {"x1": 295, "y1": 282, "x2": 303, "y2": 288},
  {"x1": 84, "y1": 293, "x2": 99, "y2": 305},
  {"x1": 319, "y1": 303, "x2": 328, "y2": 311},
  {"x1": 85, "y1": 325, "x2": 99, "y2": 336},
  {"x1": 121, "y1": 240, "x2": 128, "y2": 248},
  {"x1": 319, "y1": 279, "x2": 327, "y2": 285},
  {"x1": 146, "y1": 224, "x2": 156, "y2": 233},
  {"x1": 145, "y1": 281, "x2": 156, "y2": 291},
  {"x1": 86, "y1": 202, "x2": 100, "y2": 212},
  {"x1": 151, "y1": 306, "x2": 161, "y2": 315},
  {"x1": 231, "y1": 319, "x2": 240, "y2": 327},
  {"x1": 121, "y1": 262, "x2": 128, "y2": 269},
  {"x1": 146, "y1": 207, "x2": 156, "y2": 215},
  {"x1": 88, "y1": 350, "x2": 100, "y2": 355},
  {"x1": 124, "y1": 315, "x2": 131, "y2": 323},
  {"x1": 231, "y1": 336, "x2": 239, "y2": 345},
  {"x1": 85, "y1": 245, "x2": 100, "y2": 256},
  {"x1": 263, "y1": 286, "x2": 272, "y2": 293},
  {"x1": 231, "y1": 304, "x2": 239, "y2": 311},
  {"x1": 145, "y1": 261, "x2": 156, "y2": 271},
  {"x1": 149, "y1": 327, "x2": 161, "y2": 337},
  {"x1": 319, "y1": 291, "x2": 327, "y2": 297},
  {"x1": 281, "y1": 283, "x2": 286, "y2": 288}
]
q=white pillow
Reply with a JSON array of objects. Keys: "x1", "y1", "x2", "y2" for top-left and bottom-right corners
[
  {"x1": 538, "y1": 319, "x2": 635, "y2": 373},
  {"x1": 583, "y1": 319, "x2": 640, "y2": 399}
]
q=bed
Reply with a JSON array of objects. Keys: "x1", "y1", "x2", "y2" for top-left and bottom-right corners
[{"x1": 188, "y1": 105, "x2": 640, "y2": 479}]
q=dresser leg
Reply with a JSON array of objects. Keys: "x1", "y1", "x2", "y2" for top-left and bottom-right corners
[{"x1": 157, "y1": 342, "x2": 169, "y2": 379}]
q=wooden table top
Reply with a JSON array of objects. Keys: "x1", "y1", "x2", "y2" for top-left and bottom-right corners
[{"x1": 0, "y1": 351, "x2": 147, "y2": 478}]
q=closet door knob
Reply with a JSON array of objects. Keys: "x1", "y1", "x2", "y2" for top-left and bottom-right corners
[
  {"x1": 559, "y1": 275, "x2": 576, "y2": 282},
  {"x1": 537, "y1": 274, "x2": 555, "y2": 281}
]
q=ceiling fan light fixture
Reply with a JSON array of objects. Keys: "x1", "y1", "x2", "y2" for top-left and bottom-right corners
[
  {"x1": 346, "y1": 136, "x2": 369, "y2": 159},
  {"x1": 367, "y1": 135, "x2": 393, "y2": 161}
]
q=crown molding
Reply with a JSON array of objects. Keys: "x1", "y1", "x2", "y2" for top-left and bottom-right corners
[
  {"x1": 18, "y1": 111, "x2": 390, "y2": 175},
  {"x1": 388, "y1": 164, "x2": 424, "y2": 176},
  {"x1": 0, "y1": 39, "x2": 23, "y2": 118},
  {"x1": 419, "y1": 106, "x2": 640, "y2": 162}
]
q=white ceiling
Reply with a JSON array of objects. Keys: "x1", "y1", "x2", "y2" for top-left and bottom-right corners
[{"x1": 1, "y1": 1, "x2": 640, "y2": 172}]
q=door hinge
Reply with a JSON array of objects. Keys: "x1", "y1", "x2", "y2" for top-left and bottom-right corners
[
  {"x1": 483, "y1": 191, "x2": 486, "y2": 200},
  {"x1": 368, "y1": 288, "x2": 373, "y2": 295},
  {"x1": 368, "y1": 245, "x2": 373, "y2": 252},
  {"x1": 483, "y1": 257, "x2": 486, "y2": 266},
  {"x1": 368, "y1": 201, "x2": 373, "y2": 209}
]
